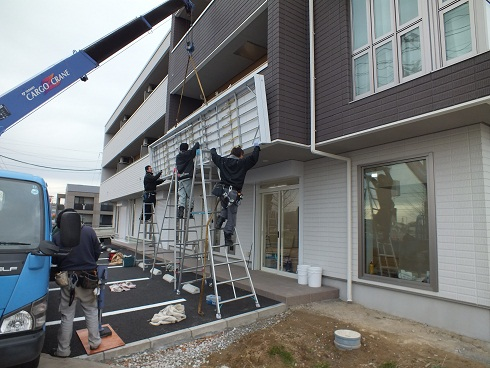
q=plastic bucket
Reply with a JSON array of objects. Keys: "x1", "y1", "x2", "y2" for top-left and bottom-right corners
[
  {"x1": 308, "y1": 266, "x2": 322, "y2": 287},
  {"x1": 297, "y1": 265, "x2": 310, "y2": 285}
]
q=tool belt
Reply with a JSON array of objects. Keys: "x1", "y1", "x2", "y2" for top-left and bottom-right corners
[
  {"x1": 143, "y1": 191, "x2": 156, "y2": 202},
  {"x1": 212, "y1": 184, "x2": 243, "y2": 207},
  {"x1": 70, "y1": 269, "x2": 99, "y2": 289}
]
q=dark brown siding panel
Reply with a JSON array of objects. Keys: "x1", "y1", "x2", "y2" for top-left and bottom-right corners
[
  {"x1": 314, "y1": 0, "x2": 351, "y2": 141},
  {"x1": 315, "y1": 1, "x2": 490, "y2": 143},
  {"x1": 265, "y1": 0, "x2": 309, "y2": 144}
]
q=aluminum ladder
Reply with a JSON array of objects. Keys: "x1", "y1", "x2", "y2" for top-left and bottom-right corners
[
  {"x1": 134, "y1": 201, "x2": 159, "y2": 271},
  {"x1": 176, "y1": 148, "x2": 260, "y2": 319}
]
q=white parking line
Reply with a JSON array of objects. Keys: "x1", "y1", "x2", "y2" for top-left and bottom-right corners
[
  {"x1": 45, "y1": 298, "x2": 186, "y2": 326},
  {"x1": 49, "y1": 277, "x2": 150, "y2": 292}
]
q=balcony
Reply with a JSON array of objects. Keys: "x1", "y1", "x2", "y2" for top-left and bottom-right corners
[{"x1": 102, "y1": 77, "x2": 169, "y2": 168}]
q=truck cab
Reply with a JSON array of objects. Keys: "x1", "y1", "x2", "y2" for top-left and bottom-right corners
[{"x1": 0, "y1": 170, "x2": 79, "y2": 368}]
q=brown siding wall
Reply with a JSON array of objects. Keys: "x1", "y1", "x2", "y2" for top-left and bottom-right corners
[
  {"x1": 315, "y1": 1, "x2": 490, "y2": 143},
  {"x1": 265, "y1": 0, "x2": 309, "y2": 144}
]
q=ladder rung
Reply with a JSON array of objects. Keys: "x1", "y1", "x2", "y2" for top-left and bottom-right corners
[
  {"x1": 213, "y1": 259, "x2": 244, "y2": 267},
  {"x1": 216, "y1": 276, "x2": 250, "y2": 285},
  {"x1": 218, "y1": 293, "x2": 256, "y2": 305},
  {"x1": 211, "y1": 243, "x2": 234, "y2": 249}
]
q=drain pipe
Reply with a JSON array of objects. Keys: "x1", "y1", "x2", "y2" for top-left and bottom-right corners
[{"x1": 308, "y1": 0, "x2": 353, "y2": 302}]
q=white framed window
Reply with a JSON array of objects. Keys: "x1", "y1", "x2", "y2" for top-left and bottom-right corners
[
  {"x1": 351, "y1": 0, "x2": 426, "y2": 98},
  {"x1": 398, "y1": 23, "x2": 424, "y2": 81},
  {"x1": 439, "y1": 1, "x2": 477, "y2": 65},
  {"x1": 374, "y1": 38, "x2": 396, "y2": 90},
  {"x1": 353, "y1": 51, "x2": 373, "y2": 97},
  {"x1": 351, "y1": 0, "x2": 488, "y2": 99}
]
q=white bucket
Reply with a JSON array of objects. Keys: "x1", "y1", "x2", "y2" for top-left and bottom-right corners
[
  {"x1": 297, "y1": 265, "x2": 310, "y2": 285},
  {"x1": 308, "y1": 266, "x2": 322, "y2": 287}
]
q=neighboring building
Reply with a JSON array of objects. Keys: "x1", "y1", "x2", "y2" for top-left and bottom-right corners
[
  {"x1": 99, "y1": 1, "x2": 490, "y2": 342},
  {"x1": 57, "y1": 184, "x2": 113, "y2": 227}
]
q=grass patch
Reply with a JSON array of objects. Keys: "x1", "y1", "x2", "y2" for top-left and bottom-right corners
[
  {"x1": 268, "y1": 345, "x2": 295, "y2": 366},
  {"x1": 379, "y1": 362, "x2": 397, "y2": 368},
  {"x1": 313, "y1": 363, "x2": 330, "y2": 368}
]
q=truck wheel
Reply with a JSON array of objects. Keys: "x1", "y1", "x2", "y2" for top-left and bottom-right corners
[{"x1": 16, "y1": 354, "x2": 40, "y2": 368}]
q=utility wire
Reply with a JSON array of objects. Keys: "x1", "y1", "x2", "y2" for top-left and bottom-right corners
[{"x1": 0, "y1": 154, "x2": 101, "y2": 172}]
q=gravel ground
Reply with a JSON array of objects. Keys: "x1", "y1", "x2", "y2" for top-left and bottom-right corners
[{"x1": 106, "y1": 313, "x2": 286, "y2": 368}]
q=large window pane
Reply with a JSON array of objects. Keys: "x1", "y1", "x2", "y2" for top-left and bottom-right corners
[
  {"x1": 401, "y1": 27, "x2": 422, "y2": 77},
  {"x1": 363, "y1": 160, "x2": 430, "y2": 283},
  {"x1": 398, "y1": 0, "x2": 418, "y2": 25},
  {"x1": 352, "y1": 0, "x2": 369, "y2": 49},
  {"x1": 354, "y1": 53, "x2": 370, "y2": 96},
  {"x1": 375, "y1": 40, "x2": 394, "y2": 87},
  {"x1": 373, "y1": 0, "x2": 392, "y2": 39},
  {"x1": 443, "y1": 2, "x2": 472, "y2": 61}
]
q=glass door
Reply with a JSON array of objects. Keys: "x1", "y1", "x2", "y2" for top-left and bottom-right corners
[{"x1": 261, "y1": 188, "x2": 299, "y2": 273}]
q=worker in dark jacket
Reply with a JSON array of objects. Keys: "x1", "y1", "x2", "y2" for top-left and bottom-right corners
[
  {"x1": 51, "y1": 209, "x2": 101, "y2": 358},
  {"x1": 210, "y1": 141, "x2": 260, "y2": 246},
  {"x1": 142, "y1": 165, "x2": 164, "y2": 221},
  {"x1": 176, "y1": 142, "x2": 200, "y2": 219}
]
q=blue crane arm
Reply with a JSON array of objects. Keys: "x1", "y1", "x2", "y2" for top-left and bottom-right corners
[{"x1": 0, "y1": 0, "x2": 194, "y2": 136}]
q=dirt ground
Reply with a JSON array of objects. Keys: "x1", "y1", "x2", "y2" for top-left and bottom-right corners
[{"x1": 202, "y1": 300, "x2": 490, "y2": 368}]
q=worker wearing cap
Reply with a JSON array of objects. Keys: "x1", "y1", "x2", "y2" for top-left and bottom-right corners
[{"x1": 176, "y1": 142, "x2": 200, "y2": 219}]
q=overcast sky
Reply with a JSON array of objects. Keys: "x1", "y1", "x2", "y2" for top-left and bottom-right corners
[{"x1": 0, "y1": 0, "x2": 172, "y2": 200}]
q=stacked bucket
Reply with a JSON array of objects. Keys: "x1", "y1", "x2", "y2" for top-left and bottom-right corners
[{"x1": 297, "y1": 265, "x2": 322, "y2": 287}]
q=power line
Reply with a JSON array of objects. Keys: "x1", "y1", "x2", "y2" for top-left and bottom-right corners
[{"x1": 0, "y1": 154, "x2": 101, "y2": 172}]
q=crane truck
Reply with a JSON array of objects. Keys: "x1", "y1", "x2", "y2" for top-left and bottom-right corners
[{"x1": 0, "y1": 1, "x2": 193, "y2": 367}]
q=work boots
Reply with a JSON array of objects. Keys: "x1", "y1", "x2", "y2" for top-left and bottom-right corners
[{"x1": 177, "y1": 206, "x2": 185, "y2": 219}]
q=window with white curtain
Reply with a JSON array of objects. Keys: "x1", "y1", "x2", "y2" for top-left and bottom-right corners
[{"x1": 351, "y1": 0, "x2": 486, "y2": 99}]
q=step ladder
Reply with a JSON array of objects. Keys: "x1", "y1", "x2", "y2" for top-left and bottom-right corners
[
  {"x1": 365, "y1": 177, "x2": 399, "y2": 277},
  {"x1": 150, "y1": 168, "x2": 182, "y2": 282},
  {"x1": 374, "y1": 234, "x2": 399, "y2": 277},
  {"x1": 174, "y1": 148, "x2": 260, "y2": 319},
  {"x1": 134, "y1": 201, "x2": 160, "y2": 271}
]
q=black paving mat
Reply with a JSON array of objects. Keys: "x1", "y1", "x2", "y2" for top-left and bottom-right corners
[{"x1": 43, "y1": 248, "x2": 280, "y2": 357}]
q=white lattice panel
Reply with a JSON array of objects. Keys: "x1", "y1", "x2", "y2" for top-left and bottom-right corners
[{"x1": 149, "y1": 73, "x2": 270, "y2": 176}]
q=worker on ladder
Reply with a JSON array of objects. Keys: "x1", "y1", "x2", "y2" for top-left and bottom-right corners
[
  {"x1": 210, "y1": 140, "x2": 261, "y2": 246},
  {"x1": 141, "y1": 165, "x2": 165, "y2": 221},
  {"x1": 176, "y1": 142, "x2": 200, "y2": 219}
]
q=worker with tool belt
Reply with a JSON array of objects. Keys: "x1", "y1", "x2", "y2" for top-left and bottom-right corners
[
  {"x1": 211, "y1": 140, "x2": 260, "y2": 246},
  {"x1": 142, "y1": 165, "x2": 165, "y2": 221},
  {"x1": 50, "y1": 208, "x2": 101, "y2": 358}
]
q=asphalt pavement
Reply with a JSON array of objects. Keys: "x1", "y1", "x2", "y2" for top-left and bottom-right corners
[{"x1": 42, "y1": 246, "x2": 282, "y2": 364}]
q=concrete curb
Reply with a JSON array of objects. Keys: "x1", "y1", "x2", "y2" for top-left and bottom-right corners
[{"x1": 81, "y1": 303, "x2": 287, "y2": 363}]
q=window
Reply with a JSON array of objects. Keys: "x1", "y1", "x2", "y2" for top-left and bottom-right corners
[
  {"x1": 100, "y1": 215, "x2": 113, "y2": 227},
  {"x1": 440, "y1": 1, "x2": 475, "y2": 63},
  {"x1": 361, "y1": 156, "x2": 437, "y2": 289},
  {"x1": 74, "y1": 196, "x2": 95, "y2": 211},
  {"x1": 351, "y1": 0, "x2": 483, "y2": 99},
  {"x1": 0, "y1": 179, "x2": 43, "y2": 250}
]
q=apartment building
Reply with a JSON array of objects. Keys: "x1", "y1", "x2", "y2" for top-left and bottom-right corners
[
  {"x1": 56, "y1": 184, "x2": 113, "y2": 227},
  {"x1": 99, "y1": 0, "x2": 490, "y2": 341}
]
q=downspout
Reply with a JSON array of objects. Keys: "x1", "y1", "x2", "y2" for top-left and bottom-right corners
[{"x1": 309, "y1": 0, "x2": 353, "y2": 302}]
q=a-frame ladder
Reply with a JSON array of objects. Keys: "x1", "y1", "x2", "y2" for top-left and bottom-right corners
[
  {"x1": 134, "y1": 201, "x2": 159, "y2": 270},
  {"x1": 150, "y1": 168, "x2": 180, "y2": 281},
  {"x1": 176, "y1": 148, "x2": 260, "y2": 319}
]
